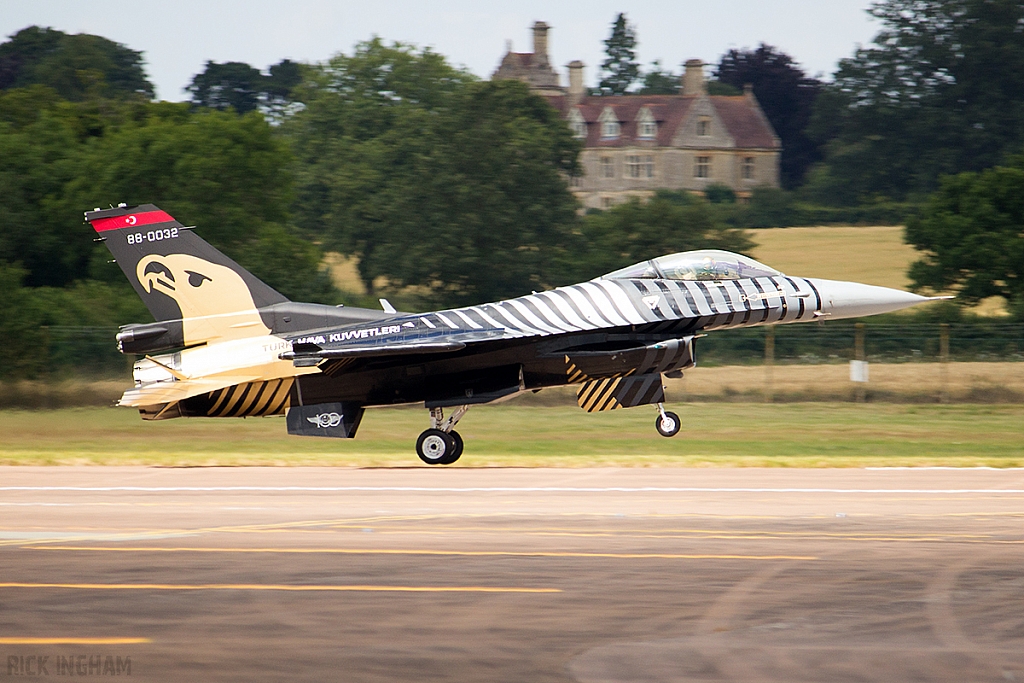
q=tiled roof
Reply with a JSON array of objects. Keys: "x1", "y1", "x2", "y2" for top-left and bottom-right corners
[{"x1": 553, "y1": 94, "x2": 779, "y2": 150}]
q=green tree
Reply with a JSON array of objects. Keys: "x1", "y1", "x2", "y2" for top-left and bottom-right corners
[
  {"x1": 905, "y1": 161, "x2": 1024, "y2": 317},
  {"x1": 715, "y1": 44, "x2": 822, "y2": 188},
  {"x1": 807, "y1": 0, "x2": 1024, "y2": 203},
  {"x1": 187, "y1": 61, "x2": 264, "y2": 113},
  {"x1": 288, "y1": 43, "x2": 581, "y2": 306},
  {"x1": 573, "y1": 191, "x2": 755, "y2": 279},
  {"x1": 639, "y1": 60, "x2": 678, "y2": 95},
  {"x1": 598, "y1": 13, "x2": 639, "y2": 95},
  {"x1": 61, "y1": 104, "x2": 333, "y2": 301},
  {"x1": 0, "y1": 26, "x2": 153, "y2": 100},
  {"x1": 187, "y1": 59, "x2": 303, "y2": 120},
  {"x1": 0, "y1": 88, "x2": 87, "y2": 287}
]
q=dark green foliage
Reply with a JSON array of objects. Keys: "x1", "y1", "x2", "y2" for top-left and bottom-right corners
[
  {"x1": 724, "y1": 187, "x2": 913, "y2": 228},
  {"x1": 570, "y1": 191, "x2": 755, "y2": 280},
  {"x1": 187, "y1": 61, "x2": 264, "y2": 113},
  {"x1": 598, "y1": 14, "x2": 639, "y2": 95},
  {"x1": 906, "y1": 161, "x2": 1024, "y2": 317},
  {"x1": 0, "y1": 89, "x2": 335, "y2": 303},
  {"x1": 715, "y1": 44, "x2": 822, "y2": 188},
  {"x1": 639, "y1": 60, "x2": 677, "y2": 95},
  {"x1": 808, "y1": 0, "x2": 1024, "y2": 203},
  {"x1": 187, "y1": 59, "x2": 303, "y2": 119},
  {"x1": 703, "y1": 183, "x2": 736, "y2": 204},
  {"x1": 0, "y1": 26, "x2": 153, "y2": 100},
  {"x1": 706, "y1": 81, "x2": 741, "y2": 96},
  {"x1": 288, "y1": 40, "x2": 581, "y2": 306}
]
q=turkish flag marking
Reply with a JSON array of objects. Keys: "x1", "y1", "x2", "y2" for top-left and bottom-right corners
[{"x1": 91, "y1": 210, "x2": 176, "y2": 232}]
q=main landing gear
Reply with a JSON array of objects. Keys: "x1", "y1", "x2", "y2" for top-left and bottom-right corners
[
  {"x1": 416, "y1": 406, "x2": 467, "y2": 465},
  {"x1": 655, "y1": 403, "x2": 681, "y2": 437}
]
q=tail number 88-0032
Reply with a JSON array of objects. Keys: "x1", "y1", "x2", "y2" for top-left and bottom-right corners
[{"x1": 127, "y1": 228, "x2": 179, "y2": 245}]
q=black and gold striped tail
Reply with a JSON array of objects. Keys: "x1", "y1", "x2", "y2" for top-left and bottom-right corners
[{"x1": 576, "y1": 373, "x2": 665, "y2": 413}]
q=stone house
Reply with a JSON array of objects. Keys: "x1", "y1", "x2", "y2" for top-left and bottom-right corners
[{"x1": 492, "y1": 23, "x2": 781, "y2": 209}]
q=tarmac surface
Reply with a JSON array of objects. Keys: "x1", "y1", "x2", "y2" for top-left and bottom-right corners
[{"x1": 1, "y1": 466, "x2": 1023, "y2": 682}]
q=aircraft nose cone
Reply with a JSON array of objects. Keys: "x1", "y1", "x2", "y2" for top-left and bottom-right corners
[{"x1": 809, "y1": 279, "x2": 933, "y2": 319}]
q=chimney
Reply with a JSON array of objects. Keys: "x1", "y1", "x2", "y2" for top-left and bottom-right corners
[
  {"x1": 567, "y1": 60, "x2": 585, "y2": 104},
  {"x1": 682, "y1": 59, "x2": 706, "y2": 96},
  {"x1": 532, "y1": 21, "x2": 550, "y2": 65}
]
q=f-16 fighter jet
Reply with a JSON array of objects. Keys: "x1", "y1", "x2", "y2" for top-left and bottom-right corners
[{"x1": 87, "y1": 204, "x2": 941, "y2": 465}]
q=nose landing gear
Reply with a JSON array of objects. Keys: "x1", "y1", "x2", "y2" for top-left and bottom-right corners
[
  {"x1": 655, "y1": 403, "x2": 681, "y2": 437},
  {"x1": 416, "y1": 406, "x2": 467, "y2": 465}
]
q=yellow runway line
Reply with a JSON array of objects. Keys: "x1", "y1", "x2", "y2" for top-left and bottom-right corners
[
  {"x1": 0, "y1": 637, "x2": 150, "y2": 645},
  {"x1": 29, "y1": 546, "x2": 819, "y2": 560},
  {"x1": 0, "y1": 582, "x2": 559, "y2": 593}
]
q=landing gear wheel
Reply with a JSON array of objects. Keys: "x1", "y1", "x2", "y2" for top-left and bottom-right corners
[
  {"x1": 656, "y1": 411, "x2": 681, "y2": 437},
  {"x1": 441, "y1": 430, "x2": 464, "y2": 464},
  {"x1": 416, "y1": 429, "x2": 456, "y2": 465}
]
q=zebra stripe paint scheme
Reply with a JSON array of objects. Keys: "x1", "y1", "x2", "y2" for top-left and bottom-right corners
[
  {"x1": 291, "y1": 275, "x2": 822, "y2": 359},
  {"x1": 90, "y1": 204, "x2": 941, "y2": 462},
  {"x1": 205, "y1": 379, "x2": 293, "y2": 418},
  {"x1": 577, "y1": 374, "x2": 665, "y2": 413}
]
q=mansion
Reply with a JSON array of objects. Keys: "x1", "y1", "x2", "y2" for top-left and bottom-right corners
[{"x1": 493, "y1": 22, "x2": 781, "y2": 209}]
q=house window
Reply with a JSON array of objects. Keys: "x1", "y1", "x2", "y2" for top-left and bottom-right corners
[
  {"x1": 599, "y1": 107, "x2": 620, "y2": 139},
  {"x1": 637, "y1": 108, "x2": 657, "y2": 138},
  {"x1": 695, "y1": 156, "x2": 711, "y2": 178},
  {"x1": 569, "y1": 109, "x2": 587, "y2": 139},
  {"x1": 627, "y1": 155, "x2": 654, "y2": 179},
  {"x1": 600, "y1": 156, "x2": 615, "y2": 178},
  {"x1": 569, "y1": 174, "x2": 583, "y2": 188},
  {"x1": 601, "y1": 196, "x2": 614, "y2": 209},
  {"x1": 697, "y1": 117, "x2": 711, "y2": 136},
  {"x1": 742, "y1": 156, "x2": 755, "y2": 180}
]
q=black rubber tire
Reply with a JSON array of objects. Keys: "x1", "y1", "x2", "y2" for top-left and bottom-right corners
[
  {"x1": 416, "y1": 429, "x2": 456, "y2": 465},
  {"x1": 440, "y1": 430, "x2": 464, "y2": 464},
  {"x1": 655, "y1": 411, "x2": 681, "y2": 437}
]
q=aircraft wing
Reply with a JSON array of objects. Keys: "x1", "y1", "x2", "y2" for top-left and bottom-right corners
[{"x1": 281, "y1": 323, "x2": 508, "y2": 365}]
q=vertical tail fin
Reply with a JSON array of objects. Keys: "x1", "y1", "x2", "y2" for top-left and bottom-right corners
[{"x1": 86, "y1": 204, "x2": 287, "y2": 345}]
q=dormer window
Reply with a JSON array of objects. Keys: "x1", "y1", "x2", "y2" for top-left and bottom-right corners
[
  {"x1": 599, "y1": 107, "x2": 620, "y2": 139},
  {"x1": 697, "y1": 116, "x2": 711, "y2": 136},
  {"x1": 569, "y1": 109, "x2": 587, "y2": 139},
  {"x1": 637, "y1": 108, "x2": 657, "y2": 138}
]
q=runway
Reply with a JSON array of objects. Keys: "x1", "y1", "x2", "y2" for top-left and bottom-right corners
[{"x1": 1, "y1": 467, "x2": 1023, "y2": 682}]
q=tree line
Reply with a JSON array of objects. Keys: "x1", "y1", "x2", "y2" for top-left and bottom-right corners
[{"x1": 1, "y1": 1, "x2": 1022, "y2": 378}]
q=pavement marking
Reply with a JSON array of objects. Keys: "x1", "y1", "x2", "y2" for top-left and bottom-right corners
[
  {"x1": 0, "y1": 582, "x2": 559, "y2": 593},
  {"x1": 3, "y1": 486, "x2": 1024, "y2": 494},
  {"x1": 328, "y1": 525, "x2": 994, "y2": 540},
  {"x1": 27, "y1": 547, "x2": 820, "y2": 560},
  {"x1": 0, "y1": 638, "x2": 151, "y2": 645}
]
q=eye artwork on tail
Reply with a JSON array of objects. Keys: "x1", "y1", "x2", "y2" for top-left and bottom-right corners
[{"x1": 86, "y1": 204, "x2": 949, "y2": 465}]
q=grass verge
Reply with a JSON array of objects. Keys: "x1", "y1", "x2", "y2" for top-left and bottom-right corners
[{"x1": 0, "y1": 403, "x2": 1021, "y2": 468}]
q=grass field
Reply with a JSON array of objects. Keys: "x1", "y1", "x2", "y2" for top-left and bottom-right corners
[
  {"x1": 1, "y1": 402, "x2": 1021, "y2": 468},
  {"x1": 750, "y1": 226, "x2": 916, "y2": 290}
]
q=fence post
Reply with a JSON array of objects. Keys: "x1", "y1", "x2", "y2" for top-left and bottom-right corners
[
  {"x1": 854, "y1": 322, "x2": 866, "y2": 403},
  {"x1": 939, "y1": 323, "x2": 950, "y2": 404},
  {"x1": 764, "y1": 326, "x2": 775, "y2": 403}
]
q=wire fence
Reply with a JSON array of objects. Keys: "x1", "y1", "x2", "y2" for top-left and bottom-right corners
[
  {"x1": 700, "y1": 322, "x2": 1024, "y2": 365},
  {"x1": 19, "y1": 321, "x2": 1024, "y2": 382}
]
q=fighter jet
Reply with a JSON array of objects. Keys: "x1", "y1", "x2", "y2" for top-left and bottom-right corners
[{"x1": 87, "y1": 203, "x2": 941, "y2": 464}]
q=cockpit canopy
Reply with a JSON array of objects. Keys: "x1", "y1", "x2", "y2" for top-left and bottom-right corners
[{"x1": 600, "y1": 249, "x2": 783, "y2": 282}]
